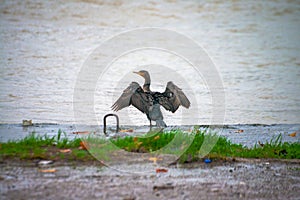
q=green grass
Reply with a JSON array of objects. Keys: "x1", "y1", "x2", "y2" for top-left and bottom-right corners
[
  {"x1": 0, "y1": 129, "x2": 299, "y2": 162},
  {"x1": 0, "y1": 130, "x2": 92, "y2": 160},
  {"x1": 111, "y1": 129, "x2": 300, "y2": 162}
]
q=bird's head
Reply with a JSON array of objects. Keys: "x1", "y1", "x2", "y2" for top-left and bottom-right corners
[{"x1": 133, "y1": 70, "x2": 149, "y2": 78}]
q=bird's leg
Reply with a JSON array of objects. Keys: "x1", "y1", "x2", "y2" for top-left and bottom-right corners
[{"x1": 149, "y1": 120, "x2": 152, "y2": 128}]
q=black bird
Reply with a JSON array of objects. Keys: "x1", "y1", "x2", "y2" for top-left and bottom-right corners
[{"x1": 111, "y1": 70, "x2": 190, "y2": 127}]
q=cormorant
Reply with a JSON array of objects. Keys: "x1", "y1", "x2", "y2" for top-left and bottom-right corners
[{"x1": 111, "y1": 70, "x2": 190, "y2": 127}]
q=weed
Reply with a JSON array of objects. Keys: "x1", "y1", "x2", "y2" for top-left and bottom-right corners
[{"x1": 0, "y1": 129, "x2": 299, "y2": 162}]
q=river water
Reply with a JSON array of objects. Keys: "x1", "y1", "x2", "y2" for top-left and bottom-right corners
[{"x1": 0, "y1": 0, "x2": 299, "y2": 126}]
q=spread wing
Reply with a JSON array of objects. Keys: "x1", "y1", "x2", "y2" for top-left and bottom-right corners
[
  {"x1": 111, "y1": 82, "x2": 152, "y2": 114},
  {"x1": 158, "y1": 81, "x2": 190, "y2": 113}
]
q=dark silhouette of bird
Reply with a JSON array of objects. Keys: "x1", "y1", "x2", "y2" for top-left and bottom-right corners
[{"x1": 111, "y1": 70, "x2": 190, "y2": 127}]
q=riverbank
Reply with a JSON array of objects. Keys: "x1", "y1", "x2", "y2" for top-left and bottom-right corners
[
  {"x1": 0, "y1": 123, "x2": 299, "y2": 147},
  {"x1": 0, "y1": 125, "x2": 299, "y2": 199},
  {"x1": 1, "y1": 127, "x2": 299, "y2": 162}
]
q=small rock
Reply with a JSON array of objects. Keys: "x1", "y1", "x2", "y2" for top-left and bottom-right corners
[
  {"x1": 263, "y1": 162, "x2": 271, "y2": 169},
  {"x1": 153, "y1": 184, "x2": 174, "y2": 191},
  {"x1": 239, "y1": 181, "x2": 246, "y2": 185},
  {"x1": 38, "y1": 160, "x2": 54, "y2": 166},
  {"x1": 211, "y1": 187, "x2": 220, "y2": 192},
  {"x1": 22, "y1": 120, "x2": 33, "y2": 126}
]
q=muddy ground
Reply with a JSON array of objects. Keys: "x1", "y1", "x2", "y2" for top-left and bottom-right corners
[
  {"x1": 0, "y1": 124, "x2": 299, "y2": 199},
  {"x1": 0, "y1": 158, "x2": 299, "y2": 200}
]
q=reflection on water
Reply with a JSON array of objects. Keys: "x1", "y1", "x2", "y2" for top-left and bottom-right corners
[{"x1": 0, "y1": 0, "x2": 299, "y2": 125}]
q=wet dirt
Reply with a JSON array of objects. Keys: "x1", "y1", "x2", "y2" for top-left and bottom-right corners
[
  {"x1": 0, "y1": 124, "x2": 299, "y2": 199},
  {"x1": 0, "y1": 158, "x2": 299, "y2": 200}
]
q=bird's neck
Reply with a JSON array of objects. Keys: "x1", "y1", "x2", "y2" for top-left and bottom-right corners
[
  {"x1": 143, "y1": 83, "x2": 150, "y2": 92},
  {"x1": 143, "y1": 75, "x2": 151, "y2": 92}
]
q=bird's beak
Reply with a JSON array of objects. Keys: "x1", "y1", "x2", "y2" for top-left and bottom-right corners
[{"x1": 133, "y1": 71, "x2": 141, "y2": 75}]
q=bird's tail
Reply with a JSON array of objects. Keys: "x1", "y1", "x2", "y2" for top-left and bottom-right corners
[{"x1": 156, "y1": 120, "x2": 167, "y2": 128}]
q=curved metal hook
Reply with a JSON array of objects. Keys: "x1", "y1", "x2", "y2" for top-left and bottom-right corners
[{"x1": 103, "y1": 114, "x2": 119, "y2": 135}]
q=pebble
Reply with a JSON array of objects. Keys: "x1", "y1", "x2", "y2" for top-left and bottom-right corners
[{"x1": 38, "y1": 160, "x2": 54, "y2": 166}]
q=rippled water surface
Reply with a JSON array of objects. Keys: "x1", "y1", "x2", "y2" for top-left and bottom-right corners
[{"x1": 0, "y1": 0, "x2": 299, "y2": 125}]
